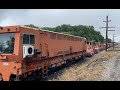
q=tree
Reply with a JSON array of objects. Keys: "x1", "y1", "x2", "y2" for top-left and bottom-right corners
[
  {"x1": 4, "y1": 37, "x2": 15, "y2": 53},
  {"x1": 24, "y1": 24, "x2": 39, "y2": 29},
  {"x1": 25, "y1": 24, "x2": 105, "y2": 43},
  {"x1": 108, "y1": 38, "x2": 112, "y2": 43},
  {"x1": 0, "y1": 42, "x2": 4, "y2": 53}
]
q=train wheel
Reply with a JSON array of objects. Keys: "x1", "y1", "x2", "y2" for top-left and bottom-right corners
[
  {"x1": 48, "y1": 64, "x2": 57, "y2": 73},
  {"x1": 21, "y1": 73, "x2": 28, "y2": 81},
  {"x1": 39, "y1": 68, "x2": 43, "y2": 80},
  {"x1": 9, "y1": 74, "x2": 17, "y2": 81},
  {"x1": 30, "y1": 69, "x2": 43, "y2": 81},
  {"x1": 80, "y1": 55, "x2": 85, "y2": 60},
  {"x1": 0, "y1": 73, "x2": 3, "y2": 81},
  {"x1": 62, "y1": 63, "x2": 66, "y2": 68},
  {"x1": 42, "y1": 71, "x2": 48, "y2": 80}
]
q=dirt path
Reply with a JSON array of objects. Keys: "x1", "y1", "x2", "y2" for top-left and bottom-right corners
[{"x1": 46, "y1": 44, "x2": 120, "y2": 81}]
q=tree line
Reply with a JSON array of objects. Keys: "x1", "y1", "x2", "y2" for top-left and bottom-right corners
[{"x1": 24, "y1": 24, "x2": 112, "y2": 43}]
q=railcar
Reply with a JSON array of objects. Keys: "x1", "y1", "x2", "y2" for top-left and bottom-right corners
[
  {"x1": 85, "y1": 41, "x2": 95, "y2": 57},
  {"x1": 94, "y1": 42, "x2": 101, "y2": 53},
  {"x1": 0, "y1": 25, "x2": 87, "y2": 81}
]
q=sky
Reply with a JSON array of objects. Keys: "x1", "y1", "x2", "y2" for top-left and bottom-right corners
[{"x1": 0, "y1": 9, "x2": 120, "y2": 42}]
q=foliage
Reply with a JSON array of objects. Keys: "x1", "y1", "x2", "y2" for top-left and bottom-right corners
[
  {"x1": 24, "y1": 24, "x2": 107, "y2": 43},
  {"x1": 0, "y1": 42, "x2": 4, "y2": 52},
  {"x1": 24, "y1": 24, "x2": 39, "y2": 29}
]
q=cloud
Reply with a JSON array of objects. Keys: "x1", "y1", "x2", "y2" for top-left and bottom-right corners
[{"x1": 0, "y1": 9, "x2": 120, "y2": 42}]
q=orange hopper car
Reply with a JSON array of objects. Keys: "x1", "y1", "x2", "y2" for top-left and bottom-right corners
[{"x1": 0, "y1": 25, "x2": 87, "y2": 81}]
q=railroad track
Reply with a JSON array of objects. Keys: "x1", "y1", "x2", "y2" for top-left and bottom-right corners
[{"x1": 45, "y1": 57, "x2": 89, "y2": 81}]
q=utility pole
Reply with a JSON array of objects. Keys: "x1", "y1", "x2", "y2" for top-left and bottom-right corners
[
  {"x1": 113, "y1": 34, "x2": 114, "y2": 50},
  {"x1": 100, "y1": 15, "x2": 115, "y2": 51},
  {"x1": 113, "y1": 35, "x2": 116, "y2": 50}
]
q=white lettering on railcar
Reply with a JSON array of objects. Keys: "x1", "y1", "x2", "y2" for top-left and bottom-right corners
[{"x1": 3, "y1": 62, "x2": 9, "y2": 66}]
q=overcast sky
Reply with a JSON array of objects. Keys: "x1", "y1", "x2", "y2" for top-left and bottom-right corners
[{"x1": 0, "y1": 9, "x2": 120, "y2": 42}]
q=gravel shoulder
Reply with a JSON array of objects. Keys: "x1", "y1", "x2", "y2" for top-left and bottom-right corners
[{"x1": 99, "y1": 46, "x2": 120, "y2": 81}]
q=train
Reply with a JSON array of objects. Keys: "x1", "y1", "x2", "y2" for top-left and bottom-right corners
[
  {"x1": 85, "y1": 41, "x2": 95, "y2": 56},
  {"x1": 0, "y1": 25, "x2": 117, "y2": 81},
  {"x1": 0, "y1": 25, "x2": 87, "y2": 81},
  {"x1": 85, "y1": 41, "x2": 116, "y2": 57}
]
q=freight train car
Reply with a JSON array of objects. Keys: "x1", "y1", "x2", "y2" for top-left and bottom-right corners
[
  {"x1": 85, "y1": 41, "x2": 95, "y2": 57},
  {"x1": 0, "y1": 25, "x2": 87, "y2": 81},
  {"x1": 94, "y1": 42, "x2": 101, "y2": 53}
]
